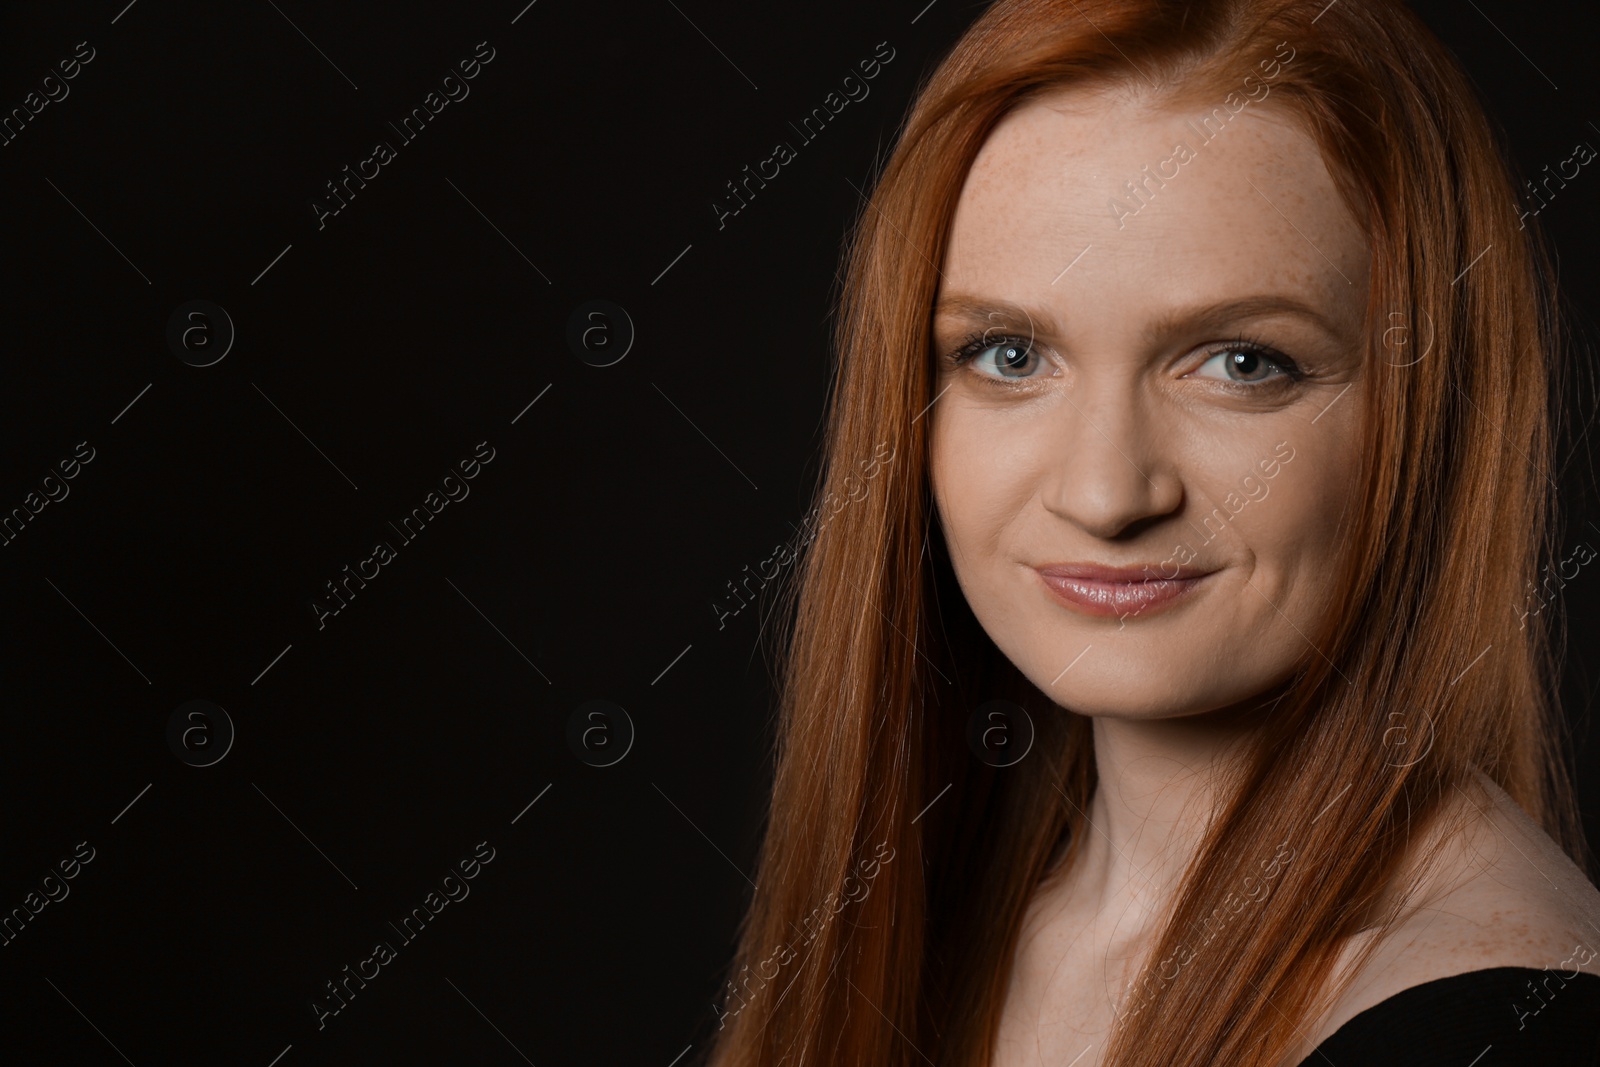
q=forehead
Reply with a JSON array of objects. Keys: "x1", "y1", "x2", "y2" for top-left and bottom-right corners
[{"x1": 940, "y1": 86, "x2": 1369, "y2": 335}]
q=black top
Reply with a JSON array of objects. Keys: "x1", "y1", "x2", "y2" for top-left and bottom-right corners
[{"x1": 1293, "y1": 966, "x2": 1600, "y2": 1065}]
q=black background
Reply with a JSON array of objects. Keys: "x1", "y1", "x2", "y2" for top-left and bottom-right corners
[{"x1": 0, "y1": 1, "x2": 1595, "y2": 1064}]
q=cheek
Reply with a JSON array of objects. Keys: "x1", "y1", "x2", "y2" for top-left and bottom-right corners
[
  {"x1": 929, "y1": 407, "x2": 1046, "y2": 643},
  {"x1": 1251, "y1": 435, "x2": 1359, "y2": 566},
  {"x1": 929, "y1": 406, "x2": 1035, "y2": 561},
  {"x1": 1216, "y1": 423, "x2": 1365, "y2": 641}
]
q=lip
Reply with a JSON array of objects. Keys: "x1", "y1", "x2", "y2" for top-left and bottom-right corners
[{"x1": 1031, "y1": 562, "x2": 1215, "y2": 619}]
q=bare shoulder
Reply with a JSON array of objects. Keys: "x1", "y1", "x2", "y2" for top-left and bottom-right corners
[{"x1": 1298, "y1": 766, "x2": 1600, "y2": 1051}]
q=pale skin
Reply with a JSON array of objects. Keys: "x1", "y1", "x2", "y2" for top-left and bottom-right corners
[{"x1": 926, "y1": 85, "x2": 1600, "y2": 1067}]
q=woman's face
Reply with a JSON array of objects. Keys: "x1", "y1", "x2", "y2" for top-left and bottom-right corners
[{"x1": 929, "y1": 85, "x2": 1371, "y2": 720}]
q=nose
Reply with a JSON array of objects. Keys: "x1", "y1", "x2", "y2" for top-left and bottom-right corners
[{"x1": 1037, "y1": 385, "x2": 1184, "y2": 540}]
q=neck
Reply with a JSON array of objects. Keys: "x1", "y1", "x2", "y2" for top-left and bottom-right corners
[{"x1": 1066, "y1": 698, "x2": 1269, "y2": 936}]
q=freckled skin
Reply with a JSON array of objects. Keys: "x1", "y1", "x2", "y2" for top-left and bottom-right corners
[
  {"x1": 930, "y1": 85, "x2": 1371, "y2": 721},
  {"x1": 933, "y1": 87, "x2": 1600, "y2": 1067}
]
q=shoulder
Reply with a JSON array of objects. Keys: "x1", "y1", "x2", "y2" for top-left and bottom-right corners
[
  {"x1": 1291, "y1": 966, "x2": 1600, "y2": 1066},
  {"x1": 1295, "y1": 767, "x2": 1600, "y2": 1056}
]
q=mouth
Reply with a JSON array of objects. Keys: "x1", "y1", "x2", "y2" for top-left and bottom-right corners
[{"x1": 1031, "y1": 562, "x2": 1215, "y2": 619}]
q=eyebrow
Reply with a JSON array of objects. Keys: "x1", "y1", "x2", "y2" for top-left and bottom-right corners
[{"x1": 932, "y1": 293, "x2": 1348, "y2": 343}]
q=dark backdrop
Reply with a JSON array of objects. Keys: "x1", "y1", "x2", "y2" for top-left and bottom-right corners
[{"x1": 0, "y1": 1, "x2": 1595, "y2": 1063}]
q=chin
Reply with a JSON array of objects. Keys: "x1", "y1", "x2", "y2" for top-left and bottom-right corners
[
  {"x1": 1007, "y1": 637, "x2": 1289, "y2": 721},
  {"x1": 1033, "y1": 678, "x2": 1200, "y2": 719}
]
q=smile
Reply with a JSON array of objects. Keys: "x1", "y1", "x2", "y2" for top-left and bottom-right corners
[{"x1": 1031, "y1": 563, "x2": 1213, "y2": 619}]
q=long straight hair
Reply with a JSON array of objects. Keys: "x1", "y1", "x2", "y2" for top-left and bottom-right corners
[{"x1": 701, "y1": 2, "x2": 1586, "y2": 1065}]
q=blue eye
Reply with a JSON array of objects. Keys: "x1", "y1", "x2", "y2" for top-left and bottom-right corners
[
  {"x1": 947, "y1": 334, "x2": 1045, "y2": 379},
  {"x1": 1193, "y1": 340, "x2": 1302, "y2": 385}
]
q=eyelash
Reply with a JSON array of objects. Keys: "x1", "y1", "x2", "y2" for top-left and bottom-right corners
[
  {"x1": 944, "y1": 331, "x2": 1031, "y2": 369},
  {"x1": 1204, "y1": 334, "x2": 1307, "y2": 384},
  {"x1": 941, "y1": 331, "x2": 1307, "y2": 386}
]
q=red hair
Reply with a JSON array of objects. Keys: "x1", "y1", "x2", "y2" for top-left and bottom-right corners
[{"x1": 703, "y1": 1, "x2": 1586, "y2": 1064}]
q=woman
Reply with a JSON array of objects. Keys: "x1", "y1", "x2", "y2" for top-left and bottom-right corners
[{"x1": 702, "y1": 1, "x2": 1600, "y2": 1064}]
